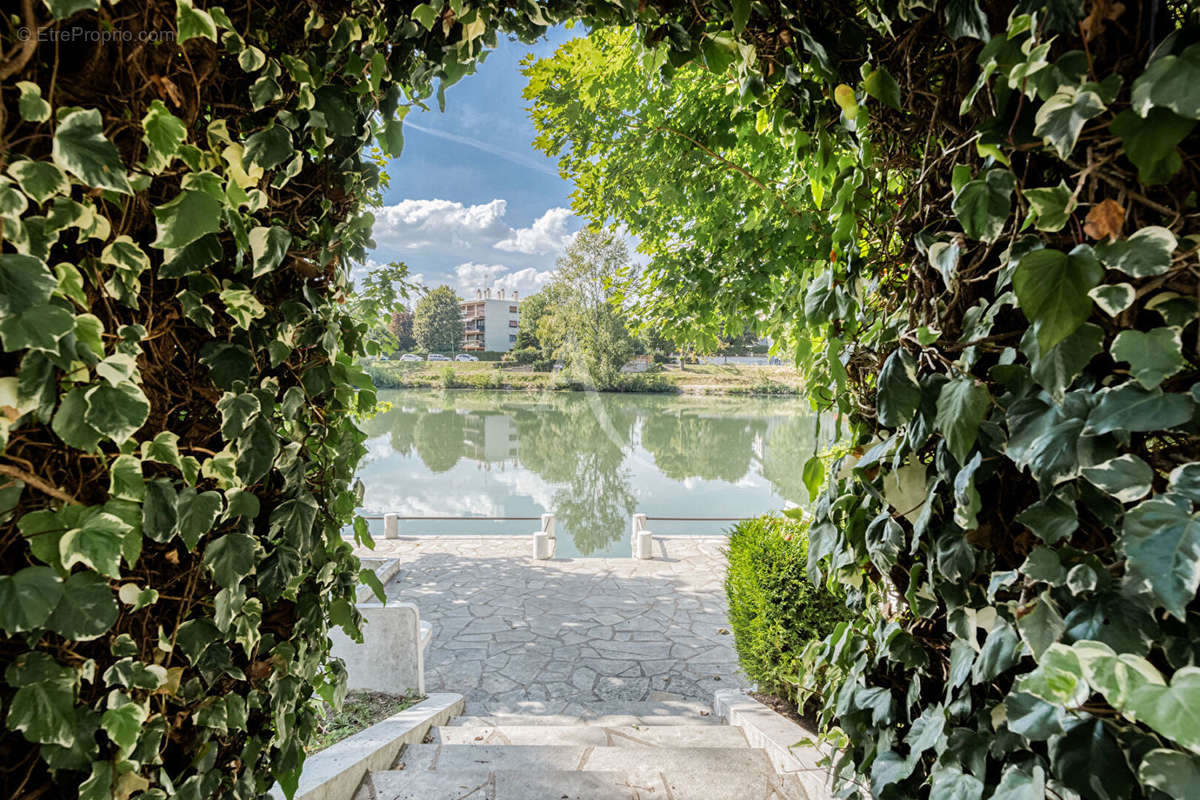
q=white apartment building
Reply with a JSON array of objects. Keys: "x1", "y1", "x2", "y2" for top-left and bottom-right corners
[{"x1": 460, "y1": 288, "x2": 520, "y2": 352}]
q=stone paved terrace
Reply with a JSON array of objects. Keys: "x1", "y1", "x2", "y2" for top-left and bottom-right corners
[{"x1": 355, "y1": 535, "x2": 749, "y2": 716}]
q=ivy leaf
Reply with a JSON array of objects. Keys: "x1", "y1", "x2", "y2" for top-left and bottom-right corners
[
  {"x1": 8, "y1": 160, "x2": 70, "y2": 205},
  {"x1": 51, "y1": 109, "x2": 132, "y2": 195},
  {"x1": 16, "y1": 82, "x2": 51, "y2": 122},
  {"x1": 101, "y1": 702, "x2": 147, "y2": 758},
  {"x1": 935, "y1": 377, "x2": 990, "y2": 465},
  {"x1": 236, "y1": 416, "x2": 279, "y2": 485},
  {"x1": 1014, "y1": 644, "x2": 1089, "y2": 706},
  {"x1": 52, "y1": 386, "x2": 104, "y2": 452},
  {"x1": 46, "y1": 570, "x2": 119, "y2": 640},
  {"x1": 59, "y1": 511, "x2": 130, "y2": 578},
  {"x1": 83, "y1": 381, "x2": 149, "y2": 444},
  {"x1": 142, "y1": 479, "x2": 179, "y2": 543},
  {"x1": 0, "y1": 254, "x2": 56, "y2": 316},
  {"x1": 1015, "y1": 495, "x2": 1078, "y2": 545},
  {"x1": 200, "y1": 341, "x2": 256, "y2": 389},
  {"x1": 1049, "y1": 717, "x2": 1138, "y2": 800},
  {"x1": 151, "y1": 189, "x2": 223, "y2": 250},
  {"x1": 142, "y1": 99, "x2": 187, "y2": 172},
  {"x1": 1004, "y1": 692, "x2": 1068, "y2": 740},
  {"x1": 107, "y1": 454, "x2": 145, "y2": 502},
  {"x1": 204, "y1": 533, "x2": 258, "y2": 587},
  {"x1": 1169, "y1": 463, "x2": 1200, "y2": 503},
  {"x1": 1094, "y1": 226, "x2": 1176, "y2": 277},
  {"x1": 864, "y1": 66, "x2": 901, "y2": 110},
  {"x1": 0, "y1": 566, "x2": 64, "y2": 635},
  {"x1": 5, "y1": 652, "x2": 77, "y2": 747},
  {"x1": 0, "y1": 303, "x2": 74, "y2": 353},
  {"x1": 176, "y1": 0, "x2": 218, "y2": 42},
  {"x1": 1111, "y1": 108, "x2": 1195, "y2": 185},
  {"x1": 1128, "y1": 668, "x2": 1200, "y2": 755},
  {"x1": 1081, "y1": 454, "x2": 1154, "y2": 503},
  {"x1": 1018, "y1": 593, "x2": 1066, "y2": 659},
  {"x1": 1024, "y1": 323, "x2": 1103, "y2": 402},
  {"x1": 972, "y1": 621, "x2": 1021, "y2": 685},
  {"x1": 244, "y1": 125, "x2": 294, "y2": 171},
  {"x1": 1023, "y1": 181, "x2": 1074, "y2": 232},
  {"x1": 1034, "y1": 87, "x2": 1106, "y2": 158},
  {"x1": 1131, "y1": 44, "x2": 1200, "y2": 120},
  {"x1": 77, "y1": 761, "x2": 113, "y2": 800},
  {"x1": 1089, "y1": 283, "x2": 1135, "y2": 316},
  {"x1": 1084, "y1": 384, "x2": 1195, "y2": 435},
  {"x1": 249, "y1": 226, "x2": 292, "y2": 277},
  {"x1": 877, "y1": 347, "x2": 922, "y2": 427},
  {"x1": 1013, "y1": 245, "x2": 1103, "y2": 353},
  {"x1": 1138, "y1": 749, "x2": 1200, "y2": 799},
  {"x1": 1122, "y1": 496, "x2": 1200, "y2": 621},
  {"x1": 1110, "y1": 327, "x2": 1184, "y2": 390},
  {"x1": 953, "y1": 169, "x2": 1014, "y2": 243},
  {"x1": 218, "y1": 392, "x2": 261, "y2": 440},
  {"x1": 929, "y1": 766, "x2": 983, "y2": 800},
  {"x1": 177, "y1": 489, "x2": 223, "y2": 551},
  {"x1": 43, "y1": 0, "x2": 98, "y2": 18},
  {"x1": 943, "y1": 0, "x2": 989, "y2": 40}
]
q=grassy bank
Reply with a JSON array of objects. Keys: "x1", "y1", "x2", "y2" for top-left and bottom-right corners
[{"x1": 363, "y1": 361, "x2": 802, "y2": 395}]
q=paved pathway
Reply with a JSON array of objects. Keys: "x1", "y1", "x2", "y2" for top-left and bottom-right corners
[{"x1": 357, "y1": 536, "x2": 749, "y2": 715}]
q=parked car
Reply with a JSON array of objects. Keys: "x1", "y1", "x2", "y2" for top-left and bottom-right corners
[
  {"x1": 398, "y1": 353, "x2": 422, "y2": 362},
  {"x1": 427, "y1": 353, "x2": 450, "y2": 361},
  {"x1": 455, "y1": 354, "x2": 479, "y2": 362}
]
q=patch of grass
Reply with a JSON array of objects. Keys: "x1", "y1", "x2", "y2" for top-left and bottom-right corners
[{"x1": 309, "y1": 691, "x2": 422, "y2": 753}]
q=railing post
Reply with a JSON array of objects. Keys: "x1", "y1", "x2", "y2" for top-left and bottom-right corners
[
  {"x1": 533, "y1": 513, "x2": 555, "y2": 560},
  {"x1": 384, "y1": 513, "x2": 398, "y2": 539},
  {"x1": 631, "y1": 513, "x2": 653, "y2": 560}
]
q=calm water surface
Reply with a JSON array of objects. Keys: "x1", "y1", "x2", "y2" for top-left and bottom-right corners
[{"x1": 356, "y1": 390, "x2": 821, "y2": 557}]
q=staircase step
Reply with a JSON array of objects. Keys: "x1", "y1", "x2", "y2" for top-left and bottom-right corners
[
  {"x1": 451, "y1": 699, "x2": 717, "y2": 727},
  {"x1": 395, "y1": 744, "x2": 802, "y2": 797},
  {"x1": 362, "y1": 768, "x2": 659, "y2": 800},
  {"x1": 436, "y1": 724, "x2": 748, "y2": 748}
]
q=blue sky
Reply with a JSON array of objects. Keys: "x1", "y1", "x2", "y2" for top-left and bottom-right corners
[{"x1": 365, "y1": 26, "x2": 584, "y2": 300}]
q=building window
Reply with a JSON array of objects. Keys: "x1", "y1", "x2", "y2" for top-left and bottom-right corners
[
  {"x1": 508, "y1": 319, "x2": 518, "y2": 327},
  {"x1": 509, "y1": 305, "x2": 517, "y2": 313},
  {"x1": 508, "y1": 334, "x2": 516, "y2": 343}
]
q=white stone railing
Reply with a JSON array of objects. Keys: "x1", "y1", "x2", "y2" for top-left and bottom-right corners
[
  {"x1": 532, "y1": 513, "x2": 556, "y2": 560},
  {"x1": 631, "y1": 513, "x2": 653, "y2": 560}
]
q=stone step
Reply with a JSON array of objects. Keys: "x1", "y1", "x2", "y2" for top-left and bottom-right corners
[
  {"x1": 436, "y1": 723, "x2": 749, "y2": 748},
  {"x1": 385, "y1": 744, "x2": 806, "y2": 799},
  {"x1": 450, "y1": 699, "x2": 717, "y2": 727},
  {"x1": 362, "y1": 769, "x2": 645, "y2": 800}
]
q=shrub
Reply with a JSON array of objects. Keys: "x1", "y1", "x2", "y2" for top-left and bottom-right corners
[
  {"x1": 439, "y1": 366, "x2": 460, "y2": 388},
  {"x1": 724, "y1": 516, "x2": 853, "y2": 706},
  {"x1": 512, "y1": 346, "x2": 541, "y2": 365}
]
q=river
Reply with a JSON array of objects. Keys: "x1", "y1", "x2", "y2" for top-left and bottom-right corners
[{"x1": 356, "y1": 390, "x2": 822, "y2": 557}]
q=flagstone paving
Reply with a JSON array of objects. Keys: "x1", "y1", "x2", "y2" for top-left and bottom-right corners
[{"x1": 357, "y1": 535, "x2": 749, "y2": 715}]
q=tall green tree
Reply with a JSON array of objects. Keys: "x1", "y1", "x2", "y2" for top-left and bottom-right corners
[
  {"x1": 413, "y1": 286, "x2": 465, "y2": 353},
  {"x1": 539, "y1": 229, "x2": 634, "y2": 388},
  {"x1": 512, "y1": 283, "x2": 565, "y2": 352},
  {"x1": 388, "y1": 310, "x2": 416, "y2": 353}
]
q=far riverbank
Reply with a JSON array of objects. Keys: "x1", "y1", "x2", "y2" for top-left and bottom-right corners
[{"x1": 364, "y1": 361, "x2": 802, "y2": 396}]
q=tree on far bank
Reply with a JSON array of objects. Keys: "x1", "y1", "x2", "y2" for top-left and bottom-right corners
[
  {"x1": 388, "y1": 309, "x2": 416, "y2": 353},
  {"x1": 539, "y1": 229, "x2": 634, "y2": 388},
  {"x1": 413, "y1": 286, "x2": 464, "y2": 353}
]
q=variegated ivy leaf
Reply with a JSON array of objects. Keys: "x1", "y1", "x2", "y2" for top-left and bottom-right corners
[
  {"x1": 16, "y1": 82, "x2": 51, "y2": 122},
  {"x1": 142, "y1": 100, "x2": 187, "y2": 173},
  {"x1": 51, "y1": 109, "x2": 132, "y2": 195},
  {"x1": 219, "y1": 286, "x2": 266, "y2": 329},
  {"x1": 1089, "y1": 283, "x2": 1135, "y2": 316},
  {"x1": 7, "y1": 160, "x2": 70, "y2": 205},
  {"x1": 176, "y1": 0, "x2": 218, "y2": 42}
]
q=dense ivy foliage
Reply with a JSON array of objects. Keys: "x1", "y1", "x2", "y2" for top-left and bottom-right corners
[
  {"x1": 525, "y1": 2, "x2": 1200, "y2": 799},
  {"x1": 724, "y1": 516, "x2": 853, "y2": 708}
]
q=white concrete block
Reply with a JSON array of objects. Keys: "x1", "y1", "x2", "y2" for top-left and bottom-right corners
[
  {"x1": 532, "y1": 531, "x2": 554, "y2": 560},
  {"x1": 633, "y1": 530, "x2": 654, "y2": 560},
  {"x1": 269, "y1": 693, "x2": 463, "y2": 800},
  {"x1": 714, "y1": 689, "x2": 835, "y2": 800},
  {"x1": 384, "y1": 513, "x2": 398, "y2": 539},
  {"x1": 330, "y1": 601, "x2": 425, "y2": 695}
]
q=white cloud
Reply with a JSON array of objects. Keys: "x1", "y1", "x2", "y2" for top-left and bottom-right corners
[
  {"x1": 370, "y1": 198, "x2": 510, "y2": 251},
  {"x1": 453, "y1": 262, "x2": 555, "y2": 298},
  {"x1": 495, "y1": 207, "x2": 573, "y2": 255}
]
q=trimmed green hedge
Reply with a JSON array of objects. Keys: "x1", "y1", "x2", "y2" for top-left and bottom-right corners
[{"x1": 724, "y1": 516, "x2": 853, "y2": 706}]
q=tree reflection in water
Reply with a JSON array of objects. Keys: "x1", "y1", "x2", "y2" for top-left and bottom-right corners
[{"x1": 358, "y1": 391, "x2": 818, "y2": 555}]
